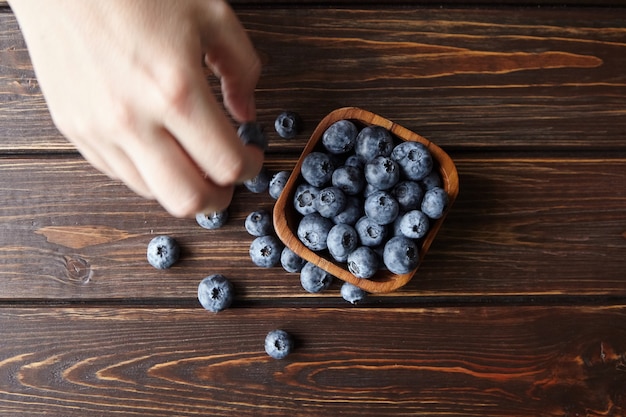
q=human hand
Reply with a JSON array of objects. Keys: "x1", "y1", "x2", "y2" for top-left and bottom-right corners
[{"x1": 9, "y1": 0, "x2": 263, "y2": 217}]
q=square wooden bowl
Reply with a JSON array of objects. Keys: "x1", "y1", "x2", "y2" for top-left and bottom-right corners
[{"x1": 273, "y1": 107, "x2": 459, "y2": 293}]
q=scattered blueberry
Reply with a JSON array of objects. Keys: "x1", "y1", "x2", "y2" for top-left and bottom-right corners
[
  {"x1": 327, "y1": 223, "x2": 358, "y2": 263},
  {"x1": 280, "y1": 246, "x2": 306, "y2": 273},
  {"x1": 297, "y1": 212, "x2": 333, "y2": 251},
  {"x1": 314, "y1": 186, "x2": 347, "y2": 218},
  {"x1": 249, "y1": 235, "x2": 284, "y2": 267},
  {"x1": 364, "y1": 155, "x2": 400, "y2": 190},
  {"x1": 237, "y1": 122, "x2": 268, "y2": 151},
  {"x1": 274, "y1": 111, "x2": 302, "y2": 139},
  {"x1": 147, "y1": 235, "x2": 180, "y2": 269},
  {"x1": 332, "y1": 165, "x2": 365, "y2": 196},
  {"x1": 322, "y1": 119, "x2": 358, "y2": 154},
  {"x1": 293, "y1": 183, "x2": 320, "y2": 216},
  {"x1": 340, "y1": 281, "x2": 368, "y2": 304},
  {"x1": 421, "y1": 187, "x2": 449, "y2": 219},
  {"x1": 269, "y1": 170, "x2": 290, "y2": 199},
  {"x1": 392, "y1": 180, "x2": 424, "y2": 211},
  {"x1": 347, "y1": 246, "x2": 380, "y2": 279},
  {"x1": 244, "y1": 166, "x2": 271, "y2": 193},
  {"x1": 197, "y1": 274, "x2": 234, "y2": 313},
  {"x1": 355, "y1": 216, "x2": 387, "y2": 247},
  {"x1": 300, "y1": 261, "x2": 334, "y2": 293},
  {"x1": 265, "y1": 329, "x2": 294, "y2": 359},
  {"x1": 301, "y1": 151, "x2": 334, "y2": 187},
  {"x1": 245, "y1": 209, "x2": 273, "y2": 237},
  {"x1": 399, "y1": 210, "x2": 430, "y2": 239},
  {"x1": 383, "y1": 236, "x2": 419, "y2": 275},
  {"x1": 196, "y1": 210, "x2": 229, "y2": 230},
  {"x1": 364, "y1": 190, "x2": 399, "y2": 225},
  {"x1": 355, "y1": 125, "x2": 394, "y2": 162},
  {"x1": 391, "y1": 141, "x2": 433, "y2": 181}
]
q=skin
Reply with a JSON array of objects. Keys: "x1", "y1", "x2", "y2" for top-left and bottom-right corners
[{"x1": 8, "y1": 0, "x2": 263, "y2": 217}]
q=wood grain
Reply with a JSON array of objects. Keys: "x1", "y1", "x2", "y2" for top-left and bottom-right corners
[
  {"x1": 1, "y1": 306, "x2": 625, "y2": 416},
  {"x1": 2, "y1": 8, "x2": 626, "y2": 153},
  {"x1": 0, "y1": 156, "x2": 623, "y2": 300}
]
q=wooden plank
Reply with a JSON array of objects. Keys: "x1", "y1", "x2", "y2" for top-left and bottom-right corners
[
  {"x1": 0, "y1": 156, "x2": 623, "y2": 300},
  {"x1": 2, "y1": 7, "x2": 626, "y2": 152},
  {"x1": 0, "y1": 305, "x2": 625, "y2": 416}
]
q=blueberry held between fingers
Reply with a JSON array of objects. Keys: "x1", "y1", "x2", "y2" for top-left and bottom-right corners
[
  {"x1": 237, "y1": 121, "x2": 268, "y2": 150},
  {"x1": 274, "y1": 111, "x2": 302, "y2": 139},
  {"x1": 147, "y1": 235, "x2": 180, "y2": 269},
  {"x1": 249, "y1": 235, "x2": 284, "y2": 267},
  {"x1": 197, "y1": 274, "x2": 234, "y2": 313},
  {"x1": 196, "y1": 210, "x2": 229, "y2": 230},
  {"x1": 421, "y1": 187, "x2": 449, "y2": 219},
  {"x1": 300, "y1": 261, "x2": 334, "y2": 293},
  {"x1": 340, "y1": 281, "x2": 368, "y2": 304},
  {"x1": 245, "y1": 209, "x2": 273, "y2": 237},
  {"x1": 265, "y1": 329, "x2": 294, "y2": 359},
  {"x1": 383, "y1": 236, "x2": 419, "y2": 275},
  {"x1": 322, "y1": 119, "x2": 358, "y2": 154}
]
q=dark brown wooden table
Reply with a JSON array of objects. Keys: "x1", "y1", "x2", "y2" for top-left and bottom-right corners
[{"x1": 1, "y1": 1, "x2": 625, "y2": 416}]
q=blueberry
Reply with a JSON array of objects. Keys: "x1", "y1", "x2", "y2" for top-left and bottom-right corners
[
  {"x1": 332, "y1": 196, "x2": 363, "y2": 226},
  {"x1": 196, "y1": 209, "x2": 229, "y2": 230},
  {"x1": 197, "y1": 274, "x2": 234, "y2": 313},
  {"x1": 293, "y1": 183, "x2": 320, "y2": 216},
  {"x1": 301, "y1": 152, "x2": 335, "y2": 187},
  {"x1": 399, "y1": 210, "x2": 430, "y2": 239},
  {"x1": 383, "y1": 236, "x2": 419, "y2": 275},
  {"x1": 280, "y1": 246, "x2": 306, "y2": 273},
  {"x1": 327, "y1": 223, "x2": 358, "y2": 263},
  {"x1": 245, "y1": 209, "x2": 273, "y2": 237},
  {"x1": 364, "y1": 190, "x2": 399, "y2": 225},
  {"x1": 147, "y1": 235, "x2": 180, "y2": 269},
  {"x1": 322, "y1": 120, "x2": 358, "y2": 154},
  {"x1": 274, "y1": 111, "x2": 302, "y2": 139},
  {"x1": 392, "y1": 180, "x2": 424, "y2": 211},
  {"x1": 421, "y1": 187, "x2": 449, "y2": 219},
  {"x1": 355, "y1": 126, "x2": 394, "y2": 162},
  {"x1": 344, "y1": 155, "x2": 364, "y2": 169},
  {"x1": 421, "y1": 169, "x2": 443, "y2": 190},
  {"x1": 300, "y1": 261, "x2": 334, "y2": 293},
  {"x1": 314, "y1": 186, "x2": 347, "y2": 218},
  {"x1": 249, "y1": 235, "x2": 284, "y2": 267},
  {"x1": 269, "y1": 170, "x2": 290, "y2": 199},
  {"x1": 297, "y1": 212, "x2": 333, "y2": 251},
  {"x1": 340, "y1": 282, "x2": 368, "y2": 305},
  {"x1": 244, "y1": 166, "x2": 271, "y2": 193},
  {"x1": 355, "y1": 216, "x2": 388, "y2": 247},
  {"x1": 364, "y1": 155, "x2": 400, "y2": 190},
  {"x1": 391, "y1": 141, "x2": 433, "y2": 181},
  {"x1": 265, "y1": 329, "x2": 294, "y2": 359},
  {"x1": 347, "y1": 246, "x2": 380, "y2": 279},
  {"x1": 332, "y1": 165, "x2": 365, "y2": 196},
  {"x1": 237, "y1": 122, "x2": 267, "y2": 151}
]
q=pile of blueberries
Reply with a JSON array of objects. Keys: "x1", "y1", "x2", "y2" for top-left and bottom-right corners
[{"x1": 293, "y1": 119, "x2": 449, "y2": 280}]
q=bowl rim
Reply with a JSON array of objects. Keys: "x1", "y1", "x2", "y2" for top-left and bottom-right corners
[{"x1": 273, "y1": 107, "x2": 459, "y2": 293}]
